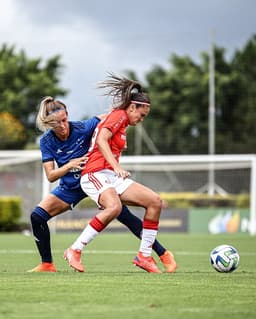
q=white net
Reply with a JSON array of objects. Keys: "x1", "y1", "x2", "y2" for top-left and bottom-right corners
[{"x1": 0, "y1": 151, "x2": 255, "y2": 234}]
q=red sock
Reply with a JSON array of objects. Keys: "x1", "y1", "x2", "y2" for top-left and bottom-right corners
[
  {"x1": 89, "y1": 216, "x2": 106, "y2": 232},
  {"x1": 143, "y1": 219, "x2": 159, "y2": 230}
]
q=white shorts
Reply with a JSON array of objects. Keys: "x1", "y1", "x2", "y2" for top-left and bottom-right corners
[{"x1": 80, "y1": 169, "x2": 134, "y2": 205}]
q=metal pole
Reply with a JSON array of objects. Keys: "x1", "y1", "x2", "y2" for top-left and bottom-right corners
[
  {"x1": 134, "y1": 123, "x2": 143, "y2": 181},
  {"x1": 208, "y1": 34, "x2": 215, "y2": 196},
  {"x1": 134, "y1": 123, "x2": 143, "y2": 155},
  {"x1": 250, "y1": 157, "x2": 256, "y2": 235}
]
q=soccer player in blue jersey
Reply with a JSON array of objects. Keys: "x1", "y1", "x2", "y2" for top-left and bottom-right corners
[{"x1": 28, "y1": 96, "x2": 177, "y2": 273}]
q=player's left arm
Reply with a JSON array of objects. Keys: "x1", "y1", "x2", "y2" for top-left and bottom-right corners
[{"x1": 96, "y1": 128, "x2": 130, "y2": 179}]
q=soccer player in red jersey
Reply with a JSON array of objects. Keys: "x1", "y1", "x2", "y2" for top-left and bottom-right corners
[{"x1": 64, "y1": 74, "x2": 177, "y2": 273}]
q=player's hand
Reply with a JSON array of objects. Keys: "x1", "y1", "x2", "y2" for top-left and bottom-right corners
[
  {"x1": 68, "y1": 156, "x2": 88, "y2": 172},
  {"x1": 114, "y1": 167, "x2": 131, "y2": 179}
]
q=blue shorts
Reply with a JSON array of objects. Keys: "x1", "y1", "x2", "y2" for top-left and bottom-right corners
[{"x1": 51, "y1": 185, "x2": 88, "y2": 209}]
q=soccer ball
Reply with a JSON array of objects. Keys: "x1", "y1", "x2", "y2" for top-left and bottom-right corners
[{"x1": 210, "y1": 244, "x2": 240, "y2": 273}]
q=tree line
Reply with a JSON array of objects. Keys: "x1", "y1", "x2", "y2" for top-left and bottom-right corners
[
  {"x1": 0, "y1": 44, "x2": 67, "y2": 149},
  {"x1": 0, "y1": 35, "x2": 256, "y2": 154}
]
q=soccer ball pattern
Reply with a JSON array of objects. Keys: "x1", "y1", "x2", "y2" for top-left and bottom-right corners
[{"x1": 210, "y1": 244, "x2": 240, "y2": 272}]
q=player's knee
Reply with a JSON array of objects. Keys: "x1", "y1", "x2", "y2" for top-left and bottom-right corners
[
  {"x1": 30, "y1": 210, "x2": 40, "y2": 223},
  {"x1": 101, "y1": 202, "x2": 122, "y2": 224},
  {"x1": 151, "y1": 194, "x2": 162, "y2": 210},
  {"x1": 30, "y1": 206, "x2": 51, "y2": 223},
  {"x1": 111, "y1": 202, "x2": 123, "y2": 217}
]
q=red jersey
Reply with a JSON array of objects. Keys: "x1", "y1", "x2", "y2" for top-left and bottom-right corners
[{"x1": 82, "y1": 109, "x2": 129, "y2": 174}]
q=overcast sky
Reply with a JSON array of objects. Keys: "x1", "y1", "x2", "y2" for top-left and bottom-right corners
[{"x1": 1, "y1": 0, "x2": 256, "y2": 119}]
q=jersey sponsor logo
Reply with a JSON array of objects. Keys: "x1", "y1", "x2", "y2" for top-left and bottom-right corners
[
  {"x1": 113, "y1": 115, "x2": 126, "y2": 128},
  {"x1": 69, "y1": 168, "x2": 81, "y2": 172}
]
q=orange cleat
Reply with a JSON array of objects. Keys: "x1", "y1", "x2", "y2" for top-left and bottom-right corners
[
  {"x1": 63, "y1": 247, "x2": 84, "y2": 272},
  {"x1": 27, "y1": 262, "x2": 57, "y2": 272},
  {"x1": 159, "y1": 250, "x2": 177, "y2": 273},
  {"x1": 133, "y1": 252, "x2": 162, "y2": 273}
]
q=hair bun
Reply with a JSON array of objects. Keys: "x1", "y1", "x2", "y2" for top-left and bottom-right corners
[
  {"x1": 131, "y1": 87, "x2": 139, "y2": 94},
  {"x1": 131, "y1": 83, "x2": 142, "y2": 94}
]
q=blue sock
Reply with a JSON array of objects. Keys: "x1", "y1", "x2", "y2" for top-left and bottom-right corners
[
  {"x1": 117, "y1": 205, "x2": 166, "y2": 257},
  {"x1": 30, "y1": 206, "x2": 52, "y2": 263}
]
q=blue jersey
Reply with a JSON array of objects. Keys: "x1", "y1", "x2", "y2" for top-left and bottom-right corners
[{"x1": 40, "y1": 117, "x2": 100, "y2": 190}]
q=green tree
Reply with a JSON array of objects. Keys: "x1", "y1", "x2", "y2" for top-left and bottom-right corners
[
  {"x1": 126, "y1": 54, "x2": 209, "y2": 155},
  {"x1": 0, "y1": 44, "x2": 67, "y2": 147},
  {"x1": 146, "y1": 54, "x2": 208, "y2": 154},
  {"x1": 228, "y1": 34, "x2": 256, "y2": 153},
  {"x1": 126, "y1": 34, "x2": 256, "y2": 155}
]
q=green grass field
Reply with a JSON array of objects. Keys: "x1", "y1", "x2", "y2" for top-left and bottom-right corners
[{"x1": 0, "y1": 232, "x2": 255, "y2": 319}]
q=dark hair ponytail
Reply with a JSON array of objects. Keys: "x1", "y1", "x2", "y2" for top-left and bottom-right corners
[{"x1": 97, "y1": 73, "x2": 150, "y2": 109}]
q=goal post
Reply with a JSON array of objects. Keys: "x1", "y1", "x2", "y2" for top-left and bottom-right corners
[
  {"x1": 250, "y1": 156, "x2": 256, "y2": 235},
  {"x1": 0, "y1": 151, "x2": 255, "y2": 235},
  {"x1": 120, "y1": 154, "x2": 256, "y2": 235}
]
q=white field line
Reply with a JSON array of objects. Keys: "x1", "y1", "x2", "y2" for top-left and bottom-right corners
[
  {"x1": 178, "y1": 308, "x2": 242, "y2": 314},
  {"x1": 0, "y1": 249, "x2": 255, "y2": 256}
]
